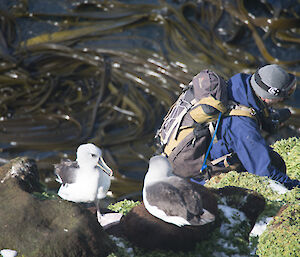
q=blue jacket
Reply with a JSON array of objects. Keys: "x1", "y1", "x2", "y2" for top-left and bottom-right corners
[{"x1": 210, "y1": 73, "x2": 299, "y2": 189}]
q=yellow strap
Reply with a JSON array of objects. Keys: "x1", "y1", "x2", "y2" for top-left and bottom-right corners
[
  {"x1": 211, "y1": 153, "x2": 240, "y2": 170},
  {"x1": 198, "y1": 96, "x2": 227, "y2": 113},
  {"x1": 211, "y1": 154, "x2": 233, "y2": 166},
  {"x1": 164, "y1": 127, "x2": 193, "y2": 156},
  {"x1": 190, "y1": 106, "x2": 219, "y2": 123},
  {"x1": 228, "y1": 109, "x2": 256, "y2": 119},
  {"x1": 189, "y1": 96, "x2": 227, "y2": 123}
]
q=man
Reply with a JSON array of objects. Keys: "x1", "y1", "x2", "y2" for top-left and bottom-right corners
[{"x1": 209, "y1": 64, "x2": 299, "y2": 189}]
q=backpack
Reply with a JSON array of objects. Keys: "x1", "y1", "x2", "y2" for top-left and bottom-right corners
[{"x1": 155, "y1": 69, "x2": 256, "y2": 178}]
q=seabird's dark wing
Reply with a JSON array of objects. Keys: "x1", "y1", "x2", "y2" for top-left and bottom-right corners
[
  {"x1": 54, "y1": 159, "x2": 79, "y2": 185},
  {"x1": 145, "y1": 176, "x2": 204, "y2": 222}
]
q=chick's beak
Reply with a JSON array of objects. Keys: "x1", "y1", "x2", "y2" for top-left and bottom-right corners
[{"x1": 97, "y1": 156, "x2": 113, "y2": 176}]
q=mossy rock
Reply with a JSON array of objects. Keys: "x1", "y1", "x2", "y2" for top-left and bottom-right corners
[
  {"x1": 256, "y1": 204, "x2": 300, "y2": 257},
  {"x1": 0, "y1": 157, "x2": 115, "y2": 257},
  {"x1": 206, "y1": 137, "x2": 300, "y2": 256},
  {"x1": 107, "y1": 186, "x2": 265, "y2": 256}
]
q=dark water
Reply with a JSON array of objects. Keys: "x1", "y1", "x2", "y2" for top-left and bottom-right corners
[{"x1": 0, "y1": 0, "x2": 299, "y2": 200}]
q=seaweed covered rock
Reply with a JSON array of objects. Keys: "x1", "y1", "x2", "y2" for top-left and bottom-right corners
[
  {"x1": 0, "y1": 157, "x2": 115, "y2": 257},
  {"x1": 257, "y1": 203, "x2": 300, "y2": 257}
]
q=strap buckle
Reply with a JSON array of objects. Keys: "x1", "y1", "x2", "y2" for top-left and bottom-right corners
[{"x1": 250, "y1": 108, "x2": 256, "y2": 116}]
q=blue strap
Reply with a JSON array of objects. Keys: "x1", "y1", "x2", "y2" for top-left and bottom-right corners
[
  {"x1": 200, "y1": 111, "x2": 222, "y2": 172},
  {"x1": 190, "y1": 112, "x2": 222, "y2": 185},
  {"x1": 190, "y1": 177, "x2": 206, "y2": 185}
]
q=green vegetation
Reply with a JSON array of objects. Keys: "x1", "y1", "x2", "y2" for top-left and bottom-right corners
[
  {"x1": 256, "y1": 204, "x2": 300, "y2": 257},
  {"x1": 108, "y1": 200, "x2": 141, "y2": 215},
  {"x1": 272, "y1": 137, "x2": 300, "y2": 180},
  {"x1": 32, "y1": 191, "x2": 59, "y2": 200},
  {"x1": 108, "y1": 137, "x2": 300, "y2": 257}
]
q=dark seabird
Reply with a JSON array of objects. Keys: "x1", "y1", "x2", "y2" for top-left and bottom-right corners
[
  {"x1": 55, "y1": 143, "x2": 122, "y2": 227},
  {"x1": 143, "y1": 155, "x2": 215, "y2": 227}
]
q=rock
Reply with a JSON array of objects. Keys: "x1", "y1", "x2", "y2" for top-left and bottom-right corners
[
  {"x1": 108, "y1": 185, "x2": 265, "y2": 252},
  {"x1": 111, "y1": 184, "x2": 219, "y2": 251},
  {"x1": 0, "y1": 157, "x2": 115, "y2": 257},
  {"x1": 211, "y1": 186, "x2": 266, "y2": 231},
  {"x1": 0, "y1": 157, "x2": 42, "y2": 193},
  {"x1": 118, "y1": 203, "x2": 219, "y2": 251}
]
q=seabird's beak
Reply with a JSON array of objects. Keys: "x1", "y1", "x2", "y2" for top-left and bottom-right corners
[{"x1": 97, "y1": 156, "x2": 113, "y2": 177}]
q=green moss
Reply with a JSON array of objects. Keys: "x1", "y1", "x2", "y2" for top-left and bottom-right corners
[
  {"x1": 32, "y1": 191, "x2": 59, "y2": 200},
  {"x1": 272, "y1": 137, "x2": 300, "y2": 180},
  {"x1": 107, "y1": 199, "x2": 141, "y2": 215},
  {"x1": 206, "y1": 171, "x2": 300, "y2": 219},
  {"x1": 208, "y1": 171, "x2": 278, "y2": 202},
  {"x1": 256, "y1": 204, "x2": 300, "y2": 257},
  {"x1": 279, "y1": 186, "x2": 300, "y2": 203}
]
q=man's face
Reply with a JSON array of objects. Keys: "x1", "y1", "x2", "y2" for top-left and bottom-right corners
[{"x1": 261, "y1": 97, "x2": 284, "y2": 106}]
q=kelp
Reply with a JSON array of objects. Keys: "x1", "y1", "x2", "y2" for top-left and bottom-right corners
[
  {"x1": 20, "y1": 14, "x2": 148, "y2": 47},
  {"x1": 0, "y1": 0, "x2": 299, "y2": 197}
]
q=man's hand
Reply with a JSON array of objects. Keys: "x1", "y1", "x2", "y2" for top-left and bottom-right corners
[
  {"x1": 284, "y1": 179, "x2": 300, "y2": 190},
  {"x1": 263, "y1": 108, "x2": 291, "y2": 133}
]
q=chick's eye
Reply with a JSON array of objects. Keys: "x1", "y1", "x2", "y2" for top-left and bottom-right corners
[{"x1": 91, "y1": 153, "x2": 97, "y2": 158}]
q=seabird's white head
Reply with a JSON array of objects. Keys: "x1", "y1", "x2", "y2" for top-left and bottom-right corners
[
  {"x1": 76, "y1": 143, "x2": 112, "y2": 176},
  {"x1": 144, "y1": 155, "x2": 173, "y2": 185}
]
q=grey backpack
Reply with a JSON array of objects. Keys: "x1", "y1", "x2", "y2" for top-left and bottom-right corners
[{"x1": 155, "y1": 69, "x2": 255, "y2": 178}]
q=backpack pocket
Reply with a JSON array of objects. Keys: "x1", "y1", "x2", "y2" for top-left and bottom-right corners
[{"x1": 167, "y1": 128, "x2": 210, "y2": 178}]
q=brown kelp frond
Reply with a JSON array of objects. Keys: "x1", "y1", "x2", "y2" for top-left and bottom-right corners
[{"x1": 0, "y1": 0, "x2": 299, "y2": 182}]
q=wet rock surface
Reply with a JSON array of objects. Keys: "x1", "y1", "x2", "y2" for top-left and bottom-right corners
[{"x1": 0, "y1": 157, "x2": 115, "y2": 257}]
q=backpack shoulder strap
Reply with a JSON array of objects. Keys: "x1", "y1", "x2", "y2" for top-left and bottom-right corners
[
  {"x1": 189, "y1": 96, "x2": 228, "y2": 124},
  {"x1": 226, "y1": 101, "x2": 257, "y2": 120},
  {"x1": 197, "y1": 96, "x2": 227, "y2": 113}
]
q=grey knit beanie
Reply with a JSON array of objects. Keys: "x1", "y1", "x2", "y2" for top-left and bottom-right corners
[{"x1": 250, "y1": 64, "x2": 296, "y2": 99}]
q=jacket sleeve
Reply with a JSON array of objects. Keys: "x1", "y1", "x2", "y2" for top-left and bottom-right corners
[{"x1": 226, "y1": 116, "x2": 299, "y2": 189}]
